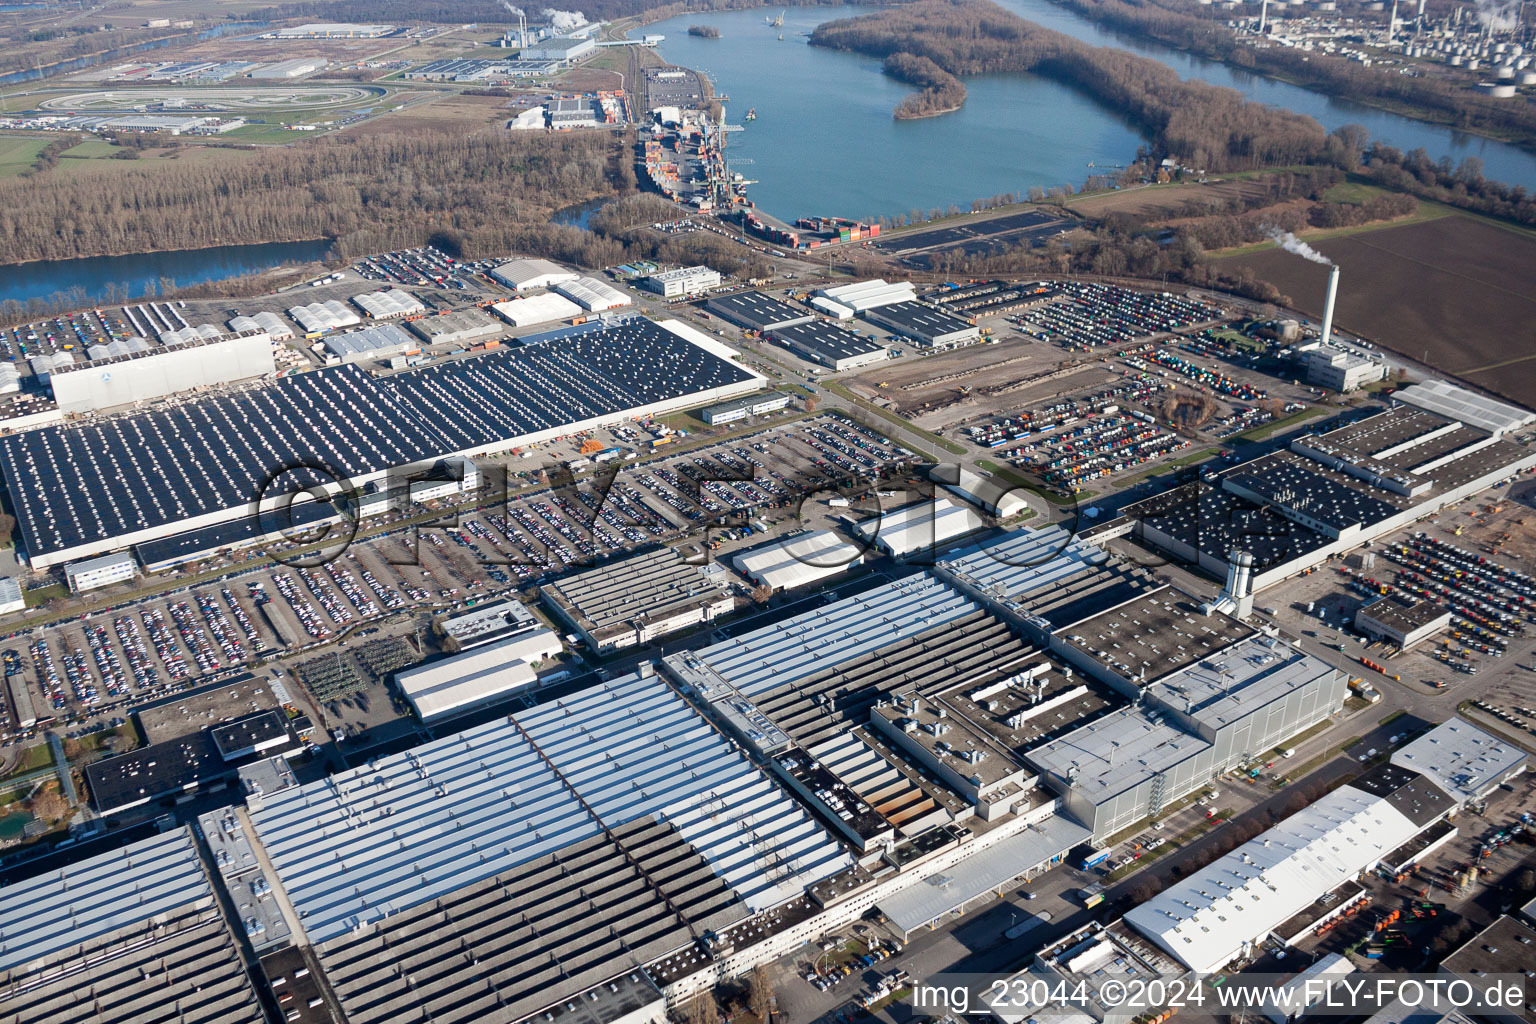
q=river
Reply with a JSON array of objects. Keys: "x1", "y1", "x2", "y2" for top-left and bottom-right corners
[
  {"x1": 641, "y1": 3, "x2": 1536, "y2": 223},
  {"x1": 0, "y1": 239, "x2": 333, "y2": 309}
]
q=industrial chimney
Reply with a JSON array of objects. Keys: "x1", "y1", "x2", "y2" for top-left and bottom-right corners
[{"x1": 1320, "y1": 264, "x2": 1340, "y2": 349}]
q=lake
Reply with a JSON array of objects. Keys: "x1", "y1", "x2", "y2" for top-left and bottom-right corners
[
  {"x1": 0, "y1": 239, "x2": 333, "y2": 309},
  {"x1": 642, "y1": 2, "x2": 1536, "y2": 222}
]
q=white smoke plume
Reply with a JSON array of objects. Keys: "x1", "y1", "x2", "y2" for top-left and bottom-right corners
[
  {"x1": 1268, "y1": 228, "x2": 1332, "y2": 265},
  {"x1": 542, "y1": 8, "x2": 587, "y2": 31},
  {"x1": 502, "y1": 3, "x2": 524, "y2": 16},
  {"x1": 1474, "y1": 0, "x2": 1520, "y2": 32}
]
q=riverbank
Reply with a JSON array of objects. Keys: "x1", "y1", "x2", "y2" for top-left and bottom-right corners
[
  {"x1": 0, "y1": 240, "x2": 332, "y2": 314},
  {"x1": 809, "y1": 0, "x2": 1325, "y2": 172},
  {"x1": 1046, "y1": 0, "x2": 1536, "y2": 154}
]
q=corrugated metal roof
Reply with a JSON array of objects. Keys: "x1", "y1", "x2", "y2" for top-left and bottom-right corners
[
  {"x1": 878, "y1": 815, "x2": 1090, "y2": 934},
  {"x1": 0, "y1": 826, "x2": 211, "y2": 971},
  {"x1": 731, "y1": 529, "x2": 865, "y2": 591},
  {"x1": 251, "y1": 718, "x2": 601, "y2": 942},
  {"x1": 514, "y1": 674, "x2": 851, "y2": 911},
  {"x1": 698, "y1": 573, "x2": 976, "y2": 695},
  {"x1": 1394, "y1": 379, "x2": 1535, "y2": 438},
  {"x1": 1125, "y1": 785, "x2": 1429, "y2": 973}
]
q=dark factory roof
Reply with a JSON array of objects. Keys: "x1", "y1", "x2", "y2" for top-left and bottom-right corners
[
  {"x1": 1, "y1": 364, "x2": 426, "y2": 560},
  {"x1": 1, "y1": 319, "x2": 756, "y2": 559},
  {"x1": 863, "y1": 300, "x2": 977, "y2": 339},
  {"x1": 770, "y1": 319, "x2": 886, "y2": 364},
  {"x1": 1349, "y1": 763, "x2": 1454, "y2": 828},
  {"x1": 134, "y1": 498, "x2": 343, "y2": 570},
  {"x1": 705, "y1": 290, "x2": 815, "y2": 331},
  {"x1": 1128, "y1": 481, "x2": 1334, "y2": 569},
  {"x1": 1223, "y1": 453, "x2": 1404, "y2": 533}
]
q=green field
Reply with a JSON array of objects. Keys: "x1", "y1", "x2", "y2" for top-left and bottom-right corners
[
  {"x1": 0, "y1": 135, "x2": 51, "y2": 176},
  {"x1": 60, "y1": 139, "x2": 121, "y2": 159}
]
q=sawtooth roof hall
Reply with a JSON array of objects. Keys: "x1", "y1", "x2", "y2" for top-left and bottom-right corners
[{"x1": 0, "y1": 319, "x2": 763, "y2": 569}]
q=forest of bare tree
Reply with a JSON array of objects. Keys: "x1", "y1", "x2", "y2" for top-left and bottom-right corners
[
  {"x1": 0, "y1": 131, "x2": 626, "y2": 267},
  {"x1": 1055, "y1": 0, "x2": 1536, "y2": 152}
]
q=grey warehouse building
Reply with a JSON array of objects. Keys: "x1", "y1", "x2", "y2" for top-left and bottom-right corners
[
  {"x1": 407, "y1": 309, "x2": 504, "y2": 347},
  {"x1": 770, "y1": 319, "x2": 889, "y2": 371},
  {"x1": 861, "y1": 300, "x2": 980, "y2": 349},
  {"x1": 0, "y1": 827, "x2": 265, "y2": 1024},
  {"x1": 705, "y1": 291, "x2": 815, "y2": 332},
  {"x1": 700, "y1": 391, "x2": 791, "y2": 425},
  {"x1": 1028, "y1": 632, "x2": 1346, "y2": 839},
  {"x1": 542, "y1": 546, "x2": 733, "y2": 652}
]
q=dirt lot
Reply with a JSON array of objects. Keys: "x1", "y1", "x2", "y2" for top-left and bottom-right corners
[
  {"x1": 1068, "y1": 177, "x2": 1279, "y2": 218},
  {"x1": 1214, "y1": 215, "x2": 1536, "y2": 408},
  {"x1": 847, "y1": 334, "x2": 1096, "y2": 428}
]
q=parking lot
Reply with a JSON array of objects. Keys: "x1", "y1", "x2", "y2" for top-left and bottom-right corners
[{"x1": 0, "y1": 411, "x2": 917, "y2": 750}]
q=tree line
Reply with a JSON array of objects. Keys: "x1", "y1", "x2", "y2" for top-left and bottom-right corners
[
  {"x1": 0, "y1": 130, "x2": 627, "y2": 267},
  {"x1": 809, "y1": 0, "x2": 1327, "y2": 172},
  {"x1": 1054, "y1": 0, "x2": 1536, "y2": 153},
  {"x1": 883, "y1": 53, "x2": 967, "y2": 119}
]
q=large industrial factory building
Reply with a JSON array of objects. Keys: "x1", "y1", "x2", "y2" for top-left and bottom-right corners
[
  {"x1": 0, "y1": 517, "x2": 1376, "y2": 1024},
  {"x1": 1125, "y1": 381, "x2": 1536, "y2": 594},
  {"x1": 0, "y1": 318, "x2": 765, "y2": 571}
]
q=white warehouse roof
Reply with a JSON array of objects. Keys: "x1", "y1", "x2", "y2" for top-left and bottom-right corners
[
  {"x1": 394, "y1": 628, "x2": 561, "y2": 722},
  {"x1": 320, "y1": 322, "x2": 417, "y2": 361},
  {"x1": 491, "y1": 291, "x2": 583, "y2": 327},
  {"x1": 1124, "y1": 784, "x2": 1431, "y2": 974},
  {"x1": 815, "y1": 279, "x2": 915, "y2": 312},
  {"x1": 1390, "y1": 717, "x2": 1527, "y2": 805},
  {"x1": 85, "y1": 337, "x2": 152, "y2": 361},
  {"x1": 732, "y1": 529, "x2": 865, "y2": 592},
  {"x1": 228, "y1": 311, "x2": 293, "y2": 340},
  {"x1": 352, "y1": 288, "x2": 426, "y2": 319},
  {"x1": 288, "y1": 299, "x2": 361, "y2": 333},
  {"x1": 489, "y1": 257, "x2": 580, "y2": 290},
  {"x1": 554, "y1": 276, "x2": 632, "y2": 311},
  {"x1": 160, "y1": 323, "x2": 224, "y2": 346},
  {"x1": 1394, "y1": 379, "x2": 1535, "y2": 438},
  {"x1": 934, "y1": 465, "x2": 1033, "y2": 519},
  {"x1": 854, "y1": 497, "x2": 986, "y2": 557}
]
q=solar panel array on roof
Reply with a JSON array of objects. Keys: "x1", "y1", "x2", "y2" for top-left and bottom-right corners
[
  {"x1": 0, "y1": 364, "x2": 429, "y2": 562},
  {"x1": 1, "y1": 319, "x2": 758, "y2": 564},
  {"x1": 385, "y1": 317, "x2": 751, "y2": 454}
]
